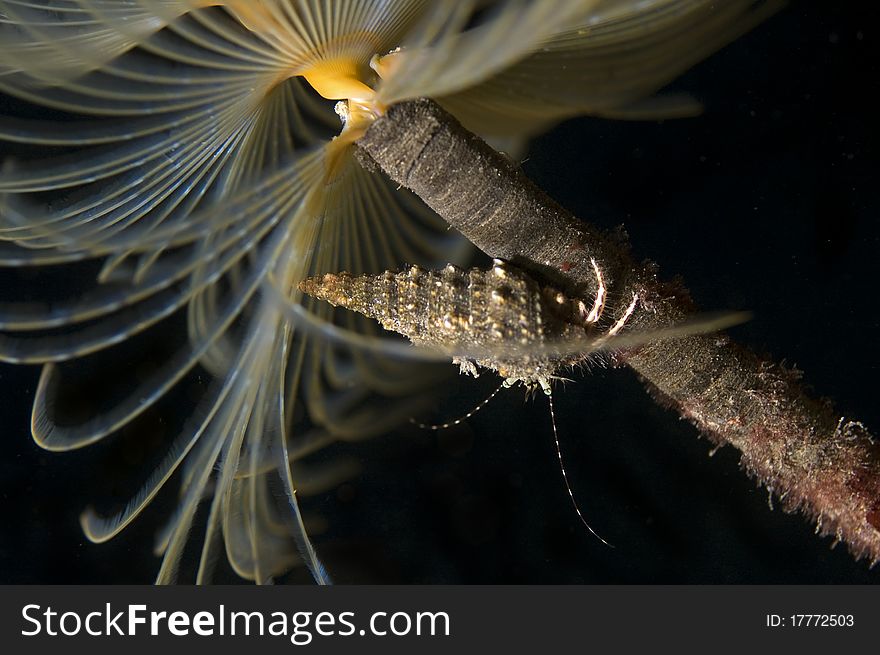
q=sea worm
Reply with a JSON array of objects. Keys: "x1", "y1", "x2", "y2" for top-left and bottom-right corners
[{"x1": 7, "y1": 1, "x2": 859, "y2": 584}]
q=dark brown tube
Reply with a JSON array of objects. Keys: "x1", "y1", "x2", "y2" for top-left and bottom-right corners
[{"x1": 356, "y1": 98, "x2": 880, "y2": 563}]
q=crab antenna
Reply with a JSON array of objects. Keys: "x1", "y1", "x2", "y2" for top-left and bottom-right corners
[
  {"x1": 548, "y1": 391, "x2": 614, "y2": 548},
  {"x1": 411, "y1": 381, "x2": 505, "y2": 431}
]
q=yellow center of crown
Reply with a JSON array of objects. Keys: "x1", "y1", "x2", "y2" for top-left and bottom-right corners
[{"x1": 204, "y1": 2, "x2": 412, "y2": 179}]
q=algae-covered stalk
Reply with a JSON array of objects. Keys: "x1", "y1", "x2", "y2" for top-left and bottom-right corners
[{"x1": 4, "y1": 1, "x2": 872, "y2": 583}]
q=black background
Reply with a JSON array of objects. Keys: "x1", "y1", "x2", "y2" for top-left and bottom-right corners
[{"x1": 1, "y1": 1, "x2": 878, "y2": 584}]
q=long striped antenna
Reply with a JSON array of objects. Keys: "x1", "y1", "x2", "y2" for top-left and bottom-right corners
[
  {"x1": 548, "y1": 390, "x2": 614, "y2": 548},
  {"x1": 411, "y1": 381, "x2": 505, "y2": 431}
]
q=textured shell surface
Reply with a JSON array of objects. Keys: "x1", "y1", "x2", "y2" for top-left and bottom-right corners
[
  {"x1": 7, "y1": 0, "x2": 874, "y2": 587},
  {"x1": 299, "y1": 259, "x2": 590, "y2": 388}
]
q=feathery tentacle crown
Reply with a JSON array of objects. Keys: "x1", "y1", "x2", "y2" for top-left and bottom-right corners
[{"x1": 0, "y1": 1, "x2": 779, "y2": 583}]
